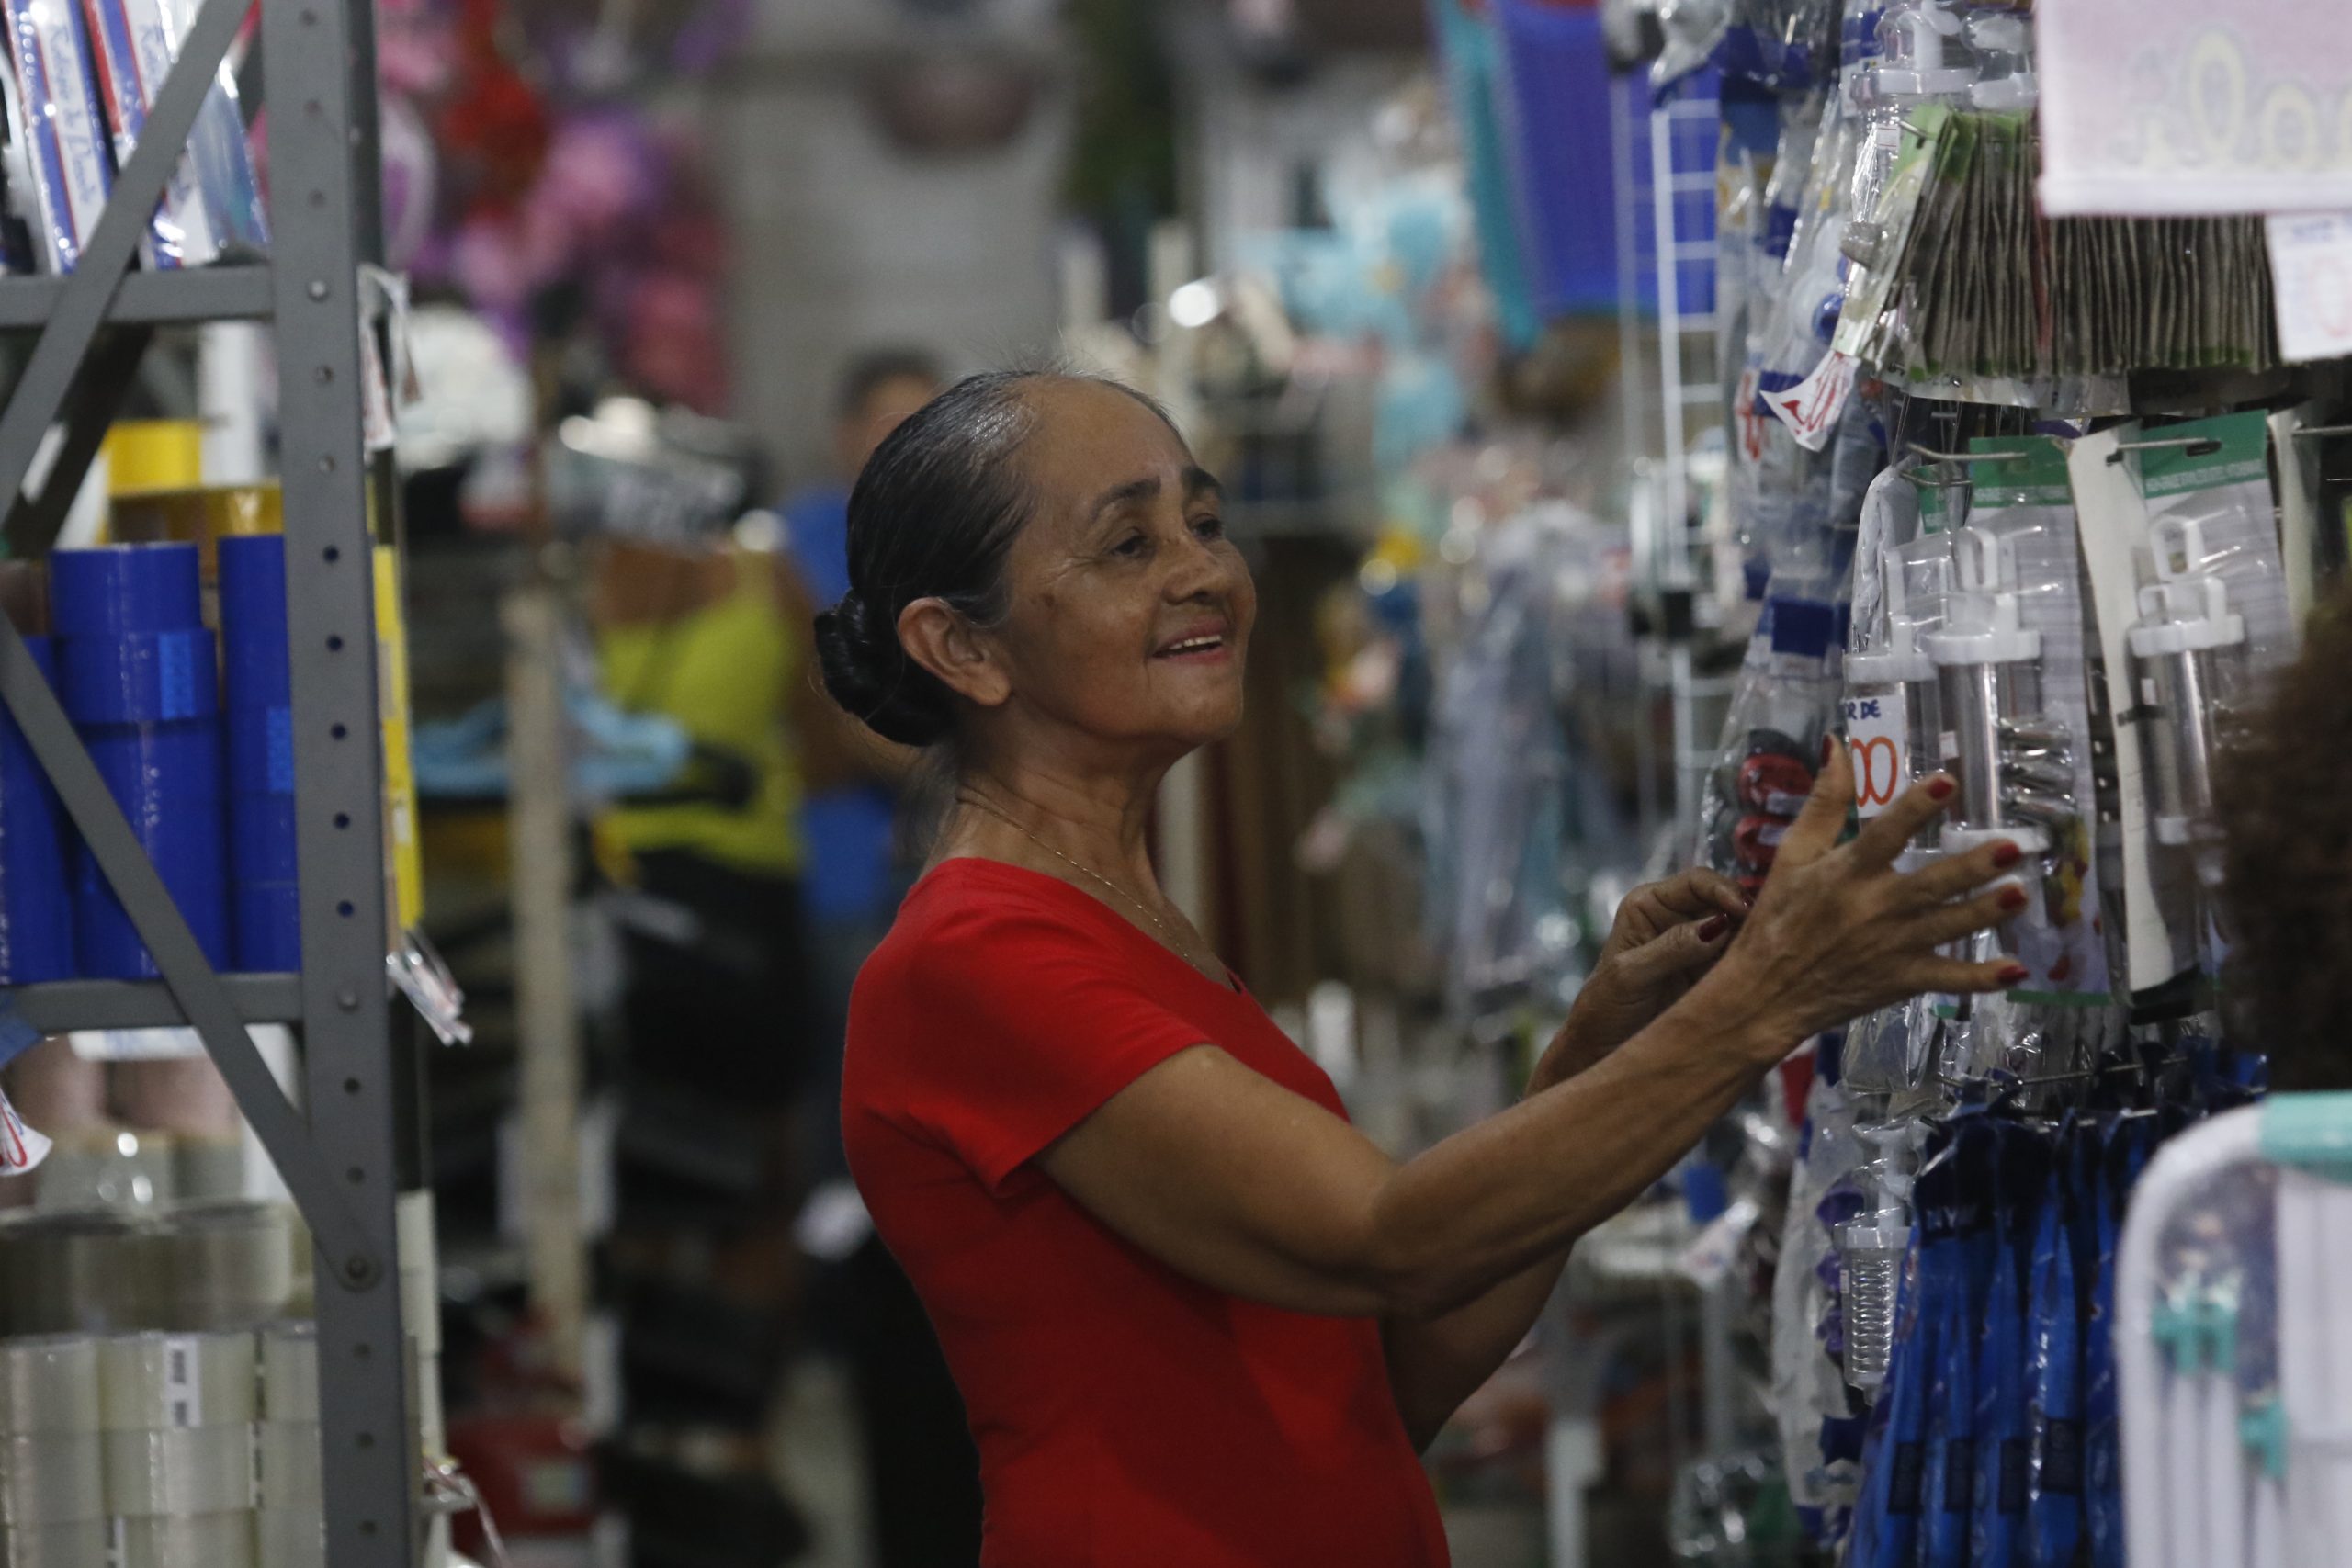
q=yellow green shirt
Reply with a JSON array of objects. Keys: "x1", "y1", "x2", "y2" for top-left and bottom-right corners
[{"x1": 596, "y1": 552, "x2": 806, "y2": 879}]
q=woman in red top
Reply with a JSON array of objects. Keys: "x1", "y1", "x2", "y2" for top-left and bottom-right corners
[{"x1": 814, "y1": 370, "x2": 2029, "y2": 1566}]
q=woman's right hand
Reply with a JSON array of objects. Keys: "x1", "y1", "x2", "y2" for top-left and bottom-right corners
[{"x1": 1703, "y1": 738, "x2": 2030, "y2": 1055}]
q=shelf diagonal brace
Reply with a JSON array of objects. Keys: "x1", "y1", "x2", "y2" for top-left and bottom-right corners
[
  {"x1": 0, "y1": 0, "x2": 255, "y2": 557},
  {"x1": 7, "y1": 327, "x2": 153, "y2": 557},
  {"x1": 0, "y1": 624, "x2": 376, "y2": 1272}
]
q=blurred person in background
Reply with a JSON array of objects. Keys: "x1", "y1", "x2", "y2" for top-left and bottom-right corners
[
  {"x1": 781, "y1": 348, "x2": 986, "y2": 1567},
  {"x1": 591, "y1": 509, "x2": 860, "y2": 1556}
]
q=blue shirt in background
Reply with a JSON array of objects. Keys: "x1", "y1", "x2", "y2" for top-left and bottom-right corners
[{"x1": 784, "y1": 485, "x2": 902, "y2": 928}]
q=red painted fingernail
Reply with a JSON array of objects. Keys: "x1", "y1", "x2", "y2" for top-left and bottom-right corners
[
  {"x1": 1999, "y1": 886, "x2": 2030, "y2": 911},
  {"x1": 1926, "y1": 776, "x2": 1955, "y2": 801},
  {"x1": 1698, "y1": 915, "x2": 1730, "y2": 942},
  {"x1": 1998, "y1": 964, "x2": 2030, "y2": 985},
  {"x1": 1992, "y1": 841, "x2": 2023, "y2": 868}
]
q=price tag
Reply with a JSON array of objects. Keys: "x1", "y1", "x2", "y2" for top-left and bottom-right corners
[
  {"x1": 163, "y1": 1336, "x2": 202, "y2": 1427},
  {"x1": 2266, "y1": 212, "x2": 2352, "y2": 365},
  {"x1": 1844, "y1": 692, "x2": 1909, "y2": 818},
  {"x1": 1764, "y1": 349, "x2": 1857, "y2": 452}
]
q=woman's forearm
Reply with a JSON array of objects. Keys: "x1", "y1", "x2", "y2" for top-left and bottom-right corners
[
  {"x1": 1376, "y1": 1005, "x2": 1711, "y2": 1448},
  {"x1": 1358, "y1": 973, "x2": 1781, "y2": 1322}
]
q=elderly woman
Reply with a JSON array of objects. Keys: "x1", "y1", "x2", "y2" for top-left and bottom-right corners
[{"x1": 817, "y1": 370, "x2": 2026, "y2": 1567}]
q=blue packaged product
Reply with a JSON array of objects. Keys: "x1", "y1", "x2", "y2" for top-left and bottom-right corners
[
  {"x1": 1921, "y1": 1118, "x2": 1997, "y2": 1568},
  {"x1": 49, "y1": 545, "x2": 205, "y2": 638},
  {"x1": 0, "y1": 636, "x2": 74, "y2": 986},
  {"x1": 2083, "y1": 1119, "x2": 2128, "y2": 1568},
  {"x1": 55, "y1": 627, "x2": 219, "y2": 725},
  {"x1": 232, "y1": 882, "x2": 300, "y2": 971},
  {"x1": 229, "y1": 794, "x2": 299, "y2": 884},
  {"x1": 217, "y1": 535, "x2": 296, "y2": 970},
  {"x1": 1974, "y1": 1123, "x2": 2052, "y2": 1568},
  {"x1": 2025, "y1": 1156, "x2": 2083, "y2": 1568},
  {"x1": 1924, "y1": 1261, "x2": 1976, "y2": 1568},
  {"x1": 73, "y1": 715, "x2": 228, "y2": 976},
  {"x1": 1849, "y1": 1236, "x2": 1928, "y2": 1568}
]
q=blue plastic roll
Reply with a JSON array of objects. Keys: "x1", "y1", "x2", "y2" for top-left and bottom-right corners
[
  {"x1": 227, "y1": 705, "x2": 295, "y2": 795},
  {"x1": 0, "y1": 637, "x2": 76, "y2": 985},
  {"x1": 217, "y1": 535, "x2": 297, "y2": 972},
  {"x1": 230, "y1": 793, "x2": 299, "y2": 883},
  {"x1": 71, "y1": 715, "x2": 228, "y2": 977},
  {"x1": 232, "y1": 881, "x2": 300, "y2": 971},
  {"x1": 56, "y1": 627, "x2": 219, "y2": 725},
  {"x1": 49, "y1": 544, "x2": 204, "y2": 637},
  {"x1": 217, "y1": 536, "x2": 290, "y2": 701}
]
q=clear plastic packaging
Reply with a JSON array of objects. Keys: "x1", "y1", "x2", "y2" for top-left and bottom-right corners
[
  {"x1": 1701, "y1": 583, "x2": 1843, "y2": 895},
  {"x1": 1924, "y1": 439, "x2": 2107, "y2": 1006},
  {"x1": 4, "y1": 0, "x2": 113, "y2": 273},
  {"x1": 1841, "y1": 1123, "x2": 1922, "y2": 1393},
  {"x1": 2128, "y1": 517, "x2": 2249, "y2": 854},
  {"x1": 1924, "y1": 525, "x2": 2056, "y2": 952},
  {"x1": 83, "y1": 0, "x2": 269, "y2": 268}
]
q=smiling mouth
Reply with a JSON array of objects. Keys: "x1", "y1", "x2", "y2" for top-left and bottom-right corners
[{"x1": 1154, "y1": 634, "x2": 1229, "y2": 659}]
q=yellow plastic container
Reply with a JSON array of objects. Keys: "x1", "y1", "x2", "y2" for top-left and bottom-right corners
[
  {"x1": 108, "y1": 482, "x2": 283, "y2": 581},
  {"x1": 102, "y1": 421, "x2": 204, "y2": 496}
]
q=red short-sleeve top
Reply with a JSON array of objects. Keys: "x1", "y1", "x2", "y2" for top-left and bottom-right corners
[{"x1": 842, "y1": 857, "x2": 1451, "y2": 1568}]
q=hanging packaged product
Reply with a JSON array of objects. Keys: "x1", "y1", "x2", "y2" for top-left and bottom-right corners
[
  {"x1": 2123, "y1": 414, "x2": 2298, "y2": 860},
  {"x1": 2025, "y1": 1145, "x2": 2085, "y2": 1568},
  {"x1": 1838, "y1": 1123, "x2": 1917, "y2": 1394},
  {"x1": 1700, "y1": 588, "x2": 1841, "y2": 897},
  {"x1": 1923, "y1": 439, "x2": 2107, "y2": 1005},
  {"x1": 1973, "y1": 1121, "x2": 2050, "y2": 1568},
  {"x1": 2, "y1": 0, "x2": 112, "y2": 273}
]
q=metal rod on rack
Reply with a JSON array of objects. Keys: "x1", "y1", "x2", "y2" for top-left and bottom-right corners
[{"x1": 2106, "y1": 436, "x2": 2222, "y2": 466}]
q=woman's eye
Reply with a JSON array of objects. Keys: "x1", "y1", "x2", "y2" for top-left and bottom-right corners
[
  {"x1": 1193, "y1": 514, "x2": 1226, "y2": 541},
  {"x1": 1110, "y1": 533, "x2": 1148, "y2": 559}
]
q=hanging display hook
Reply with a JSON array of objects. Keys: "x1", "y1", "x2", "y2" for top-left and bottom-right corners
[
  {"x1": 1898, "y1": 441, "x2": 2056, "y2": 487},
  {"x1": 2106, "y1": 435, "x2": 2223, "y2": 466}
]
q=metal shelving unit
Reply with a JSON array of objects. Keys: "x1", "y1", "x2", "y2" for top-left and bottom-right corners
[{"x1": 0, "y1": 0, "x2": 415, "y2": 1561}]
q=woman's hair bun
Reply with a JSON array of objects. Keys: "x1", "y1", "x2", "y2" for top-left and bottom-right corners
[{"x1": 814, "y1": 592, "x2": 956, "y2": 749}]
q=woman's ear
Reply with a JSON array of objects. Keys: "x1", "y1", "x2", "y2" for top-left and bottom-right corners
[{"x1": 899, "y1": 598, "x2": 1012, "y2": 713}]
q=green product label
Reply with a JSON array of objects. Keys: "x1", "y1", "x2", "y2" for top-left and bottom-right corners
[
  {"x1": 1966, "y1": 435, "x2": 2075, "y2": 510},
  {"x1": 2135, "y1": 410, "x2": 2272, "y2": 499}
]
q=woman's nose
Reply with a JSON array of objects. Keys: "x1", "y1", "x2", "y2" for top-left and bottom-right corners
[{"x1": 1162, "y1": 531, "x2": 1231, "y2": 602}]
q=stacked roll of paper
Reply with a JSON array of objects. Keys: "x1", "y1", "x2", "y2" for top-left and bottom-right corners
[
  {"x1": 96, "y1": 1331, "x2": 256, "y2": 1568},
  {"x1": 254, "y1": 1323, "x2": 321, "y2": 1568},
  {"x1": 0, "y1": 1336, "x2": 108, "y2": 1568}
]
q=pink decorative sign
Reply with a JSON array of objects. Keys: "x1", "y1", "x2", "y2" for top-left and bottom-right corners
[{"x1": 2037, "y1": 0, "x2": 2352, "y2": 215}]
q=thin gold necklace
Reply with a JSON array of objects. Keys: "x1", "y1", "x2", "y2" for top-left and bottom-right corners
[{"x1": 958, "y1": 791, "x2": 1210, "y2": 966}]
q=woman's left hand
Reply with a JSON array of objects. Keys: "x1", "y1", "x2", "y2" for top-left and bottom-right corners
[{"x1": 1534, "y1": 870, "x2": 1749, "y2": 1089}]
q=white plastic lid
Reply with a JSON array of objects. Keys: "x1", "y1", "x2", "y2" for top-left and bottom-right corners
[
  {"x1": 1971, "y1": 70, "x2": 2038, "y2": 111},
  {"x1": 2129, "y1": 518, "x2": 2245, "y2": 656},
  {"x1": 1924, "y1": 529, "x2": 2041, "y2": 666}
]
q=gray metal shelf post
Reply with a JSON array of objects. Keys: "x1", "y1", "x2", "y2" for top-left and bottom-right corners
[
  {"x1": 0, "y1": 0, "x2": 419, "y2": 1559},
  {"x1": 261, "y1": 0, "x2": 417, "y2": 1555}
]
